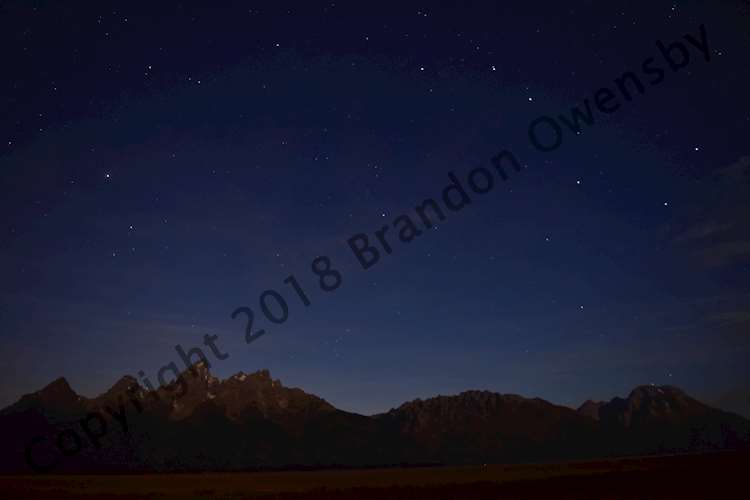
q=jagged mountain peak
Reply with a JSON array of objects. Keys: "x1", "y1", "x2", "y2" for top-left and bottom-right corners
[
  {"x1": 215, "y1": 369, "x2": 332, "y2": 419},
  {"x1": 0, "y1": 376, "x2": 84, "y2": 419},
  {"x1": 33, "y1": 377, "x2": 83, "y2": 410},
  {"x1": 628, "y1": 384, "x2": 687, "y2": 399},
  {"x1": 252, "y1": 368, "x2": 271, "y2": 379},
  {"x1": 395, "y1": 390, "x2": 537, "y2": 409},
  {"x1": 176, "y1": 361, "x2": 220, "y2": 390},
  {"x1": 142, "y1": 365, "x2": 331, "y2": 421},
  {"x1": 386, "y1": 390, "x2": 559, "y2": 424},
  {"x1": 39, "y1": 377, "x2": 77, "y2": 398},
  {"x1": 225, "y1": 368, "x2": 282, "y2": 388},
  {"x1": 145, "y1": 362, "x2": 281, "y2": 399},
  {"x1": 110, "y1": 375, "x2": 139, "y2": 391},
  {"x1": 624, "y1": 385, "x2": 700, "y2": 413},
  {"x1": 184, "y1": 360, "x2": 214, "y2": 377},
  {"x1": 592, "y1": 384, "x2": 713, "y2": 428},
  {"x1": 229, "y1": 371, "x2": 248, "y2": 381},
  {"x1": 89, "y1": 375, "x2": 142, "y2": 407}
]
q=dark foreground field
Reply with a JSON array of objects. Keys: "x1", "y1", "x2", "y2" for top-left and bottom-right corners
[{"x1": 2, "y1": 451, "x2": 747, "y2": 499}]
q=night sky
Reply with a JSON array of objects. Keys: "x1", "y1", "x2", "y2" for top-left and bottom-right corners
[{"x1": 2, "y1": 0, "x2": 749, "y2": 415}]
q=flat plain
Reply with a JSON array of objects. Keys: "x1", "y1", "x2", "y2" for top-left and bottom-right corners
[{"x1": 1, "y1": 451, "x2": 746, "y2": 499}]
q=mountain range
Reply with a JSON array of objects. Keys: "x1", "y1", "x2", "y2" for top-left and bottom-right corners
[{"x1": 1, "y1": 363, "x2": 748, "y2": 473}]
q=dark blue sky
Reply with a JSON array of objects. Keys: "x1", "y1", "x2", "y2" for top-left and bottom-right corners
[{"x1": 1, "y1": 0, "x2": 749, "y2": 415}]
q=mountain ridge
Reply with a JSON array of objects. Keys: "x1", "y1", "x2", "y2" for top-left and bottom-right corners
[
  {"x1": 6, "y1": 365, "x2": 746, "y2": 420},
  {"x1": 1, "y1": 364, "x2": 749, "y2": 473}
]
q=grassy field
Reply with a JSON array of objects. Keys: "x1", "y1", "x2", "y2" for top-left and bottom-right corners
[{"x1": 1, "y1": 451, "x2": 746, "y2": 499}]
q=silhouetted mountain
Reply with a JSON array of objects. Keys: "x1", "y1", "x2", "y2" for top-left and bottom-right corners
[
  {"x1": 1, "y1": 366, "x2": 748, "y2": 473},
  {"x1": 375, "y1": 390, "x2": 600, "y2": 463},
  {"x1": 591, "y1": 385, "x2": 750, "y2": 455},
  {"x1": 0, "y1": 377, "x2": 85, "y2": 421}
]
